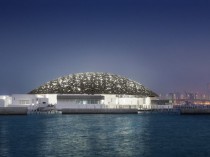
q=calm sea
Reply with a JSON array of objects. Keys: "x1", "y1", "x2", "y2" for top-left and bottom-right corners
[{"x1": 1, "y1": 113, "x2": 210, "y2": 157}]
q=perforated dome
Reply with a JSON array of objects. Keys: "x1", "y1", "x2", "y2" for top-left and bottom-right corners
[{"x1": 29, "y1": 72, "x2": 157, "y2": 97}]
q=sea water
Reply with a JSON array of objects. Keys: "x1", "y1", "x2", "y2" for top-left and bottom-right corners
[{"x1": 1, "y1": 113, "x2": 210, "y2": 157}]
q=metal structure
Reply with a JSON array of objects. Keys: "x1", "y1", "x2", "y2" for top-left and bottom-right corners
[{"x1": 29, "y1": 72, "x2": 157, "y2": 97}]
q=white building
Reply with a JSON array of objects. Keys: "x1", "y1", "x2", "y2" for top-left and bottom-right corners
[
  {"x1": 0, "y1": 93, "x2": 155, "y2": 110},
  {"x1": 5, "y1": 94, "x2": 57, "y2": 110},
  {"x1": 0, "y1": 72, "x2": 158, "y2": 110},
  {"x1": 56, "y1": 94, "x2": 154, "y2": 110}
]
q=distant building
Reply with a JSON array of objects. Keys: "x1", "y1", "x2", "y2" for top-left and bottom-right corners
[{"x1": 151, "y1": 99, "x2": 173, "y2": 109}]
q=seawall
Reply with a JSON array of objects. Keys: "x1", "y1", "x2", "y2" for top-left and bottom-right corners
[
  {"x1": 180, "y1": 108, "x2": 210, "y2": 115},
  {"x1": 61, "y1": 108, "x2": 138, "y2": 114},
  {"x1": 0, "y1": 107, "x2": 28, "y2": 115}
]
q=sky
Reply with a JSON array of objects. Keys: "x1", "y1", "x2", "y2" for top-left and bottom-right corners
[{"x1": 0, "y1": 0, "x2": 210, "y2": 95}]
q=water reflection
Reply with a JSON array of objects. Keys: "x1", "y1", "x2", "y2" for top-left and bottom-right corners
[
  {"x1": 0, "y1": 115, "x2": 53, "y2": 157},
  {"x1": 39, "y1": 114, "x2": 151, "y2": 157},
  {"x1": 2, "y1": 114, "x2": 210, "y2": 157},
  {"x1": 0, "y1": 121, "x2": 9, "y2": 157},
  {"x1": 0, "y1": 114, "x2": 170, "y2": 157}
]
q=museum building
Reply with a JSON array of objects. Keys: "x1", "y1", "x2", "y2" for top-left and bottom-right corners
[{"x1": 0, "y1": 72, "x2": 158, "y2": 110}]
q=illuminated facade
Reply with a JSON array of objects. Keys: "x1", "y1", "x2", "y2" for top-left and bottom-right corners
[
  {"x1": 28, "y1": 72, "x2": 158, "y2": 109},
  {"x1": 0, "y1": 72, "x2": 158, "y2": 110}
]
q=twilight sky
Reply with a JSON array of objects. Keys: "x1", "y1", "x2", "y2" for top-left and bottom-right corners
[{"x1": 0, "y1": 0, "x2": 210, "y2": 95}]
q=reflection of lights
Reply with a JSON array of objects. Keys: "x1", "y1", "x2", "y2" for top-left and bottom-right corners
[{"x1": 192, "y1": 100, "x2": 210, "y2": 105}]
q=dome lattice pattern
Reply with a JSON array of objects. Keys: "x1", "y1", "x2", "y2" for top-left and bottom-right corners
[{"x1": 29, "y1": 72, "x2": 157, "y2": 97}]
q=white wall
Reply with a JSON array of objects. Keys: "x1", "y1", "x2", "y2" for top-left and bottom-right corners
[
  {"x1": 10, "y1": 94, "x2": 57, "y2": 109},
  {"x1": 11, "y1": 94, "x2": 39, "y2": 107},
  {"x1": 41, "y1": 94, "x2": 57, "y2": 105},
  {"x1": 0, "y1": 95, "x2": 12, "y2": 107},
  {"x1": 4, "y1": 94, "x2": 154, "y2": 109},
  {"x1": 56, "y1": 94, "x2": 105, "y2": 109},
  {"x1": 56, "y1": 102, "x2": 106, "y2": 110},
  {"x1": 103, "y1": 94, "x2": 117, "y2": 106},
  {"x1": 102, "y1": 94, "x2": 152, "y2": 109}
]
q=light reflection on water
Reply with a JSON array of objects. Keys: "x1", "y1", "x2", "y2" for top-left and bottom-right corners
[
  {"x1": 1, "y1": 114, "x2": 210, "y2": 157},
  {"x1": 39, "y1": 115, "x2": 150, "y2": 157},
  {"x1": 0, "y1": 121, "x2": 9, "y2": 157}
]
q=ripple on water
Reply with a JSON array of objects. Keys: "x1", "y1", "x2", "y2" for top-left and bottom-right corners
[{"x1": 1, "y1": 114, "x2": 210, "y2": 157}]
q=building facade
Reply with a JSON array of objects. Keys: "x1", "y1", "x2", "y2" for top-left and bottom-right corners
[{"x1": 0, "y1": 72, "x2": 158, "y2": 110}]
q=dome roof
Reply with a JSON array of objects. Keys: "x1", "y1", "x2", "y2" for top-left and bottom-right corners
[{"x1": 29, "y1": 72, "x2": 158, "y2": 97}]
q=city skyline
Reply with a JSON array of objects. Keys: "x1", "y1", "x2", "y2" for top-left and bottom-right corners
[{"x1": 0, "y1": 0, "x2": 210, "y2": 94}]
